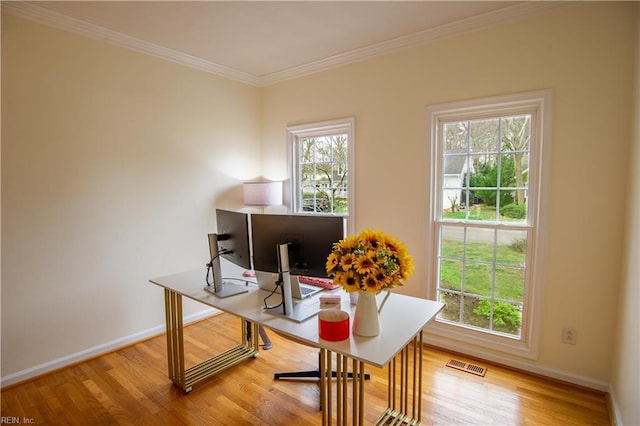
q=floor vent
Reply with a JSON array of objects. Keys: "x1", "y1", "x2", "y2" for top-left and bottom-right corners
[{"x1": 445, "y1": 359, "x2": 487, "y2": 377}]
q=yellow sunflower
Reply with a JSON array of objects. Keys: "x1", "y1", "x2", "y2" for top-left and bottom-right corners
[
  {"x1": 362, "y1": 229, "x2": 383, "y2": 250},
  {"x1": 355, "y1": 251, "x2": 378, "y2": 275},
  {"x1": 326, "y1": 229, "x2": 414, "y2": 293},
  {"x1": 335, "y1": 270, "x2": 360, "y2": 292},
  {"x1": 326, "y1": 252, "x2": 340, "y2": 274},
  {"x1": 337, "y1": 234, "x2": 359, "y2": 251},
  {"x1": 363, "y1": 272, "x2": 387, "y2": 293},
  {"x1": 339, "y1": 252, "x2": 357, "y2": 272}
]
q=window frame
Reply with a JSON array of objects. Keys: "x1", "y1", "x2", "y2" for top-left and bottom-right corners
[
  {"x1": 425, "y1": 91, "x2": 552, "y2": 359},
  {"x1": 287, "y1": 118, "x2": 355, "y2": 233}
]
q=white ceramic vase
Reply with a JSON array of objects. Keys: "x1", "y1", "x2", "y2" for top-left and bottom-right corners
[{"x1": 351, "y1": 291, "x2": 380, "y2": 337}]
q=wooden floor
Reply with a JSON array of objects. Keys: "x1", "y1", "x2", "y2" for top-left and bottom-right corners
[{"x1": 1, "y1": 313, "x2": 610, "y2": 425}]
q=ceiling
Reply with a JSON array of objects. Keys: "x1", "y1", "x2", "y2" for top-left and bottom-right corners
[{"x1": 4, "y1": 1, "x2": 559, "y2": 85}]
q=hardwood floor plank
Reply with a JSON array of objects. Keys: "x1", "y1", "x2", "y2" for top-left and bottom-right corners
[{"x1": 1, "y1": 313, "x2": 610, "y2": 425}]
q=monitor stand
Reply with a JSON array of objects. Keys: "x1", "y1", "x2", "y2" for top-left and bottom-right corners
[
  {"x1": 204, "y1": 233, "x2": 249, "y2": 298},
  {"x1": 204, "y1": 281, "x2": 248, "y2": 298},
  {"x1": 264, "y1": 243, "x2": 318, "y2": 323},
  {"x1": 264, "y1": 297, "x2": 319, "y2": 323}
]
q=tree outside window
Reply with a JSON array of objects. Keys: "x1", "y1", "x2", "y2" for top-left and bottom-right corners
[
  {"x1": 299, "y1": 134, "x2": 348, "y2": 214},
  {"x1": 439, "y1": 115, "x2": 531, "y2": 338},
  {"x1": 288, "y1": 118, "x2": 354, "y2": 231},
  {"x1": 427, "y1": 91, "x2": 551, "y2": 358}
]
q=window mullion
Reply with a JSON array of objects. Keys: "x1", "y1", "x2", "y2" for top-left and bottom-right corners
[
  {"x1": 490, "y1": 228, "x2": 498, "y2": 331},
  {"x1": 460, "y1": 226, "x2": 468, "y2": 324},
  {"x1": 465, "y1": 120, "x2": 471, "y2": 221},
  {"x1": 496, "y1": 118, "x2": 503, "y2": 221}
]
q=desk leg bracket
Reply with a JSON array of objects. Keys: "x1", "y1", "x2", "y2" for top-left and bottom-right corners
[{"x1": 164, "y1": 289, "x2": 259, "y2": 392}]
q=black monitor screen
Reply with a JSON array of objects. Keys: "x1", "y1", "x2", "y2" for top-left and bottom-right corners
[
  {"x1": 251, "y1": 214, "x2": 346, "y2": 277},
  {"x1": 215, "y1": 209, "x2": 251, "y2": 270}
]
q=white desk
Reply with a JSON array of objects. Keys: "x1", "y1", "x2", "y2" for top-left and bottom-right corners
[{"x1": 150, "y1": 269, "x2": 444, "y2": 425}]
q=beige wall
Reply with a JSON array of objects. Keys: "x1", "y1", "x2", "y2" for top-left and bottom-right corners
[
  {"x1": 1, "y1": 2, "x2": 638, "y2": 402},
  {"x1": 261, "y1": 2, "x2": 637, "y2": 385},
  {"x1": 610, "y1": 6, "x2": 640, "y2": 425},
  {"x1": 1, "y1": 14, "x2": 262, "y2": 378}
]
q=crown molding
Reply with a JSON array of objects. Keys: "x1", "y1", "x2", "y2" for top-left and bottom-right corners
[
  {"x1": 2, "y1": 1, "x2": 563, "y2": 87},
  {"x1": 259, "y1": 2, "x2": 563, "y2": 86},
  {"x1": 1, "y1": 1, "x2": 261, "y2": 85}
]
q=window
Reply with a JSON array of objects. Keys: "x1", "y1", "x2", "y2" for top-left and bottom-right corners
[
  {"x1": 426, "y1": 91, "x2": 551, "y2": 358},
  {"x1": 288, "y1": 118, "x2": 354, "y2": 230}
]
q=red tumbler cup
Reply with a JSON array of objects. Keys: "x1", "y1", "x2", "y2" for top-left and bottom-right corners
[{"x1": 318, "y1": 310, "x2": 350, "y2": 341}]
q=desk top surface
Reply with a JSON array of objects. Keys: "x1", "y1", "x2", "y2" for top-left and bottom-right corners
[{"x1": 150, "y1": 268, "x2": 444, "y2": 368}]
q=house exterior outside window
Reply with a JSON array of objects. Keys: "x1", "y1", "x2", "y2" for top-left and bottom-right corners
[
  {"x1": 287, "y1": 118, "x2": 354, "y2": 232},
  {"x1": 426, "y1": 91, "x2": 552, "y2": 358}
]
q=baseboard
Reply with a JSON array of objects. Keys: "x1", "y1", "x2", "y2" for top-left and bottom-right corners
[
  {"x1": 0, "y1": 308, "x2": 219, "y2": 388},
  {"x1": 607, "y1": 386, "x2": 623, "y2": 426},
  {"x1": 428, "y1": 339, "x2": 610, "y2": 393}
]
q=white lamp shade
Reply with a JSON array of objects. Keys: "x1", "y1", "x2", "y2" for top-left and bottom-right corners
[{"x1": 243, "y1": 181, "x2": 282, "y2": 206}]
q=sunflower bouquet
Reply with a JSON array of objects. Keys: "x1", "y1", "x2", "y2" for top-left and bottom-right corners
[{"x1": 326, "y1": 229, "x2": 414, "y2": 294}]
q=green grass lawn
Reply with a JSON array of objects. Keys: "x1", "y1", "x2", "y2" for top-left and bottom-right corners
[
  {"x1": 438, "y1": 206, "x2": 526, "y2": 336},
  {"x1": 444, "y1": 206, "x2": 525, "y2": 223},
  {"x1": 440, "y1": 239, "x2": 525, "y2": 302},
  {"x1": 444, "y1": 209, "x2": 497, "y2": 221}
]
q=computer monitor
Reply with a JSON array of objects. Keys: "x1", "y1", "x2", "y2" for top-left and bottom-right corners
[
  {"x1": 251, "y1": 213, "x2": 346, "y2": 278},
  {"x1": 251, "y1": 213, "x2": 346, "y2": 321},
  {"x1": 215, "y1": 208, "x2": 252, "y2": 270},
  {"x1": 204, "y1": 209, "x2": 251, "y2": 298}
]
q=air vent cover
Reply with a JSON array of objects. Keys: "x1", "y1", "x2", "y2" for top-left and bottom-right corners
[{"x1": 445, "y1": 359, "x2": 487, "y2": 377}]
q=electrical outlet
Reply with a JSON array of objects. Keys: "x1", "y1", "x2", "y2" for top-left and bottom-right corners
[{"x1": 562, "y1": 326, "x2": 577, "y2": 345}]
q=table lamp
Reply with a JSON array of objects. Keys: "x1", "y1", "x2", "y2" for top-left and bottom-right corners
[{"x1": 242, "y1": 180, "x2": 282, "y2": 212}]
